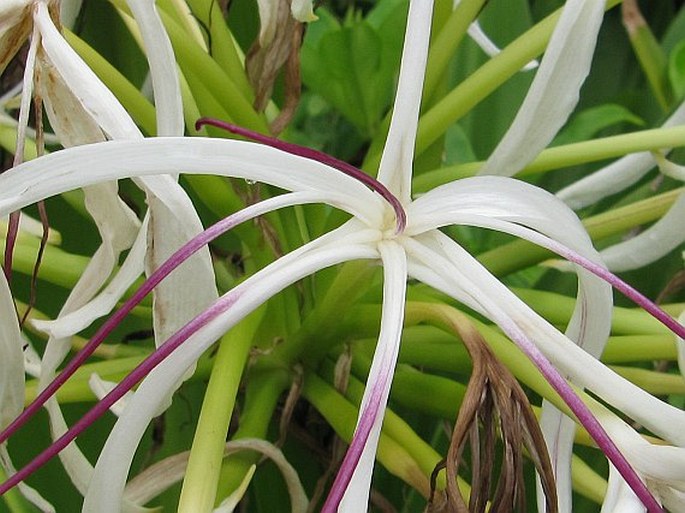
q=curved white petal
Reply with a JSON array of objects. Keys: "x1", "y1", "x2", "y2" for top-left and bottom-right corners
[
  {"x1": 0, "y1": 138, "x2": 385, "y2": 226},
  {"x1": 376, "y1": 0, "x2": 433, "y2": 204},
  {"x1": 83, "y1": 222, "x2": 380, "y2": 512},
  {"x1": 557, "y1": 99, "x2": 685, "y2": 209},
  {"x1": 336, "y1": 241, "x2": 406, "y2": 513},
  {"x1": 478, "y1": 0, "x2": 604, "y2": 177},
  {"x1": 403, "y1": 232, "x2": 685, "y2": 446},
  {"x1": 601, "y1": 465, "x2": 646, "y2": 513}
]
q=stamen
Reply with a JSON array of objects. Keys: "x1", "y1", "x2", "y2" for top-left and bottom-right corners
[{"x1": 195, "y1": 118, "x2": 407, "y2": 233}]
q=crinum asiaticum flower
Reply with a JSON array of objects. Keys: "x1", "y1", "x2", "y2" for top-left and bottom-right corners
[
  {"x1": 1, "y1": 0, "x2": 216, "y2": 508},
  {"x1": 1, "y1": 1, "x2": 684, "y2": 512}
]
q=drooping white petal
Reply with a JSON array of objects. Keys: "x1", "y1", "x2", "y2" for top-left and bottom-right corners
[
  {"x1": 408, "y1": 175, "x2": 613, "y2": 511},
  {"x1": 557, "y1": 99, "x2": 685, "y2": 209},
  {"x1": 677, "y1": 311, "x2": 685, "y2": 381},
  {"x1": 404, "y1": 231, "x2": 685, "y2": 447},
  {"x1": 376, "y1": 0, "x2": 434, "y2": 205},
  {"x1": 32, "y1": 221, "x2": 147, "y2": 339},
  {"x1": 83, "y1": 222, "x2": 379, "y2": 512},
  {"x1": 0, "y1": 138, "x2": 385, "y2": 227},
  {"x1": 478, "y1": 0, "x2": 605, "y2": 177},
  {"x1": 335, "y1": 240, "x2": 407, "y2": 513}
]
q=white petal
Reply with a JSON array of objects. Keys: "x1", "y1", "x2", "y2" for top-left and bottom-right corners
[
  {"x1": 557, "y1": 99, "x2": 685, "y2": 209},
  {"x1": 478, "y1": 0, "x2": 605, "y2": 177},
  {"x1": 83, "y1": 223, "x2": 379, "y2": 512},
  {"x1": 88, "y1": 374, "x2": 133, "y2": 417},
  {"x1": 291, "y1": 0, "x2": 317, "y2": 23},
  {"x1": 466, "y1": 20, "x2": 539, "y2": 71},
  {"x1": 404, "y1": 232, "x2": 685, "y2": 446},
  {"x1": 678, "y1": 311, "x2": 685, "y2": 381},
  {"x1": 125, "y1": 0, "x2": 183, "y2": 136},
  {"x1": 0, "y1": 273, "x2": 23, "y2": 429},
  {"x1": 601, "y1": 465, "x2": 646, "y2": 513},
  {"x1": 338, "y1": 241, "x2": 406, "y2": 513},
  {"x1": 376, "y1": 0, "x2": 434, "y2": 204},
  {"x1": 0, "y1": 138, "x2": 385, "y2": 226}
]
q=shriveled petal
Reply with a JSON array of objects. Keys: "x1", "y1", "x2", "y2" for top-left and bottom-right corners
[
  {"x1": 0, "y1": 0, "x2": 32, "y2": 74},
  {"x1": 376, "y1": 0, "x2": 433, "y2": 205},
  {"x1": 327, "y1": 240, "x2": 407, "y2": 513},
  {"x1": 478, "y1": 0, "x2": 604, "y2": 177},
  {"x1": 557, "y1": 99, "x2": 685, "y2": 209},
  {"x1": 82, "y1": 223, "x2": 379, "y2": 512}
]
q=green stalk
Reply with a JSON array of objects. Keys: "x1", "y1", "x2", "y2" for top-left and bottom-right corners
[
  {"x1": 178, "y1": 317, "x2": 257, "y2": 513},
  {"x1": 301, "y1": 370, "x2": 444, "y2": 498},
  {"x1": 622, "y1": 0, "x2": 673, "y2": 111},
  {"x1": 216, "y1": 369, "x2": 289, "y2": 501},
  {"x1": 612, "y1": 366, "x2": 685, "y2": 395},
  {"x1": 415, "y1": 124, "x2": 685, "y2": 190},
  {"x1": 64, "y1": 30, "x2": 156, "y2": 136},
  {"x1": 423, "y1": 0, "x2": 488, "y2": 102}
]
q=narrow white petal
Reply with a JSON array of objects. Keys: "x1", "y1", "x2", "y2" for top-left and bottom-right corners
[
  {"x1": 601, "y1": 465, "x2": 646, "y2": 513},
  {"x1": 88, "y1": 374, "x2": 133, "y2": 417},
  {"x1": 478, "y1": 0, "x2": 604, "y2": 177},
  {"x1": 83, "y1": 223, "x2": 379, "y2": 512},
  {"x1": 376, "y1": 0, "x2": 434, "y2": 204},
  {"x1": 557, "y1": 99, "x2": 685, "y2": 209},
  {"x1": 0, "y1": 138, "x2": 385, "y2": 226},
  {"x1": 34, "y1": 2, "x2": 141, "y2": 140},
  {"x1": 290, "y1": 0, "x2": 317, "y2": 23},
  {"x1": 466, "y1": 20, "x2": 539, "y2": 71},
  {"x1": 32, "y1": 220, "x2": 147, "y2": 339},
  {"x1": 0, "y1": 273, "x2": 23, "y2": 429},
  {"x1": 338, "y1": 241, "x2": 406, "y2": 513},
  {"x1": 599, "y1": 192, "x2": 685, "y2": 272},
  {"x1": 126, "y1": 0, "x2": 183, "y2": 136}
]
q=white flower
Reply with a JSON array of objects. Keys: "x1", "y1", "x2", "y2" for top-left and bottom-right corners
[{"x1": 0, "y1": 1, "x2": 683, "y2": 512}]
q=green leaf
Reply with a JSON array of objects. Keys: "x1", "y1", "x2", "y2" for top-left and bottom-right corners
[
  {"x1": 300, "y1": 3, "x2": 407, "y2": 135},
  {"x1": 669, "y1": 39, "x2": 685, "y2": 101},
  {"x1": 552, "y1": 104, "x2": 644, "y2": 146}
]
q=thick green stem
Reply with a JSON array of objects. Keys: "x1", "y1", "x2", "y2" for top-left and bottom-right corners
[
  {"x1": 216, "y1": 368, "x2": 289, "y2": 501},
  {"x1": 178, "y1": 314, "x2": 257, "y2": 513}
]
